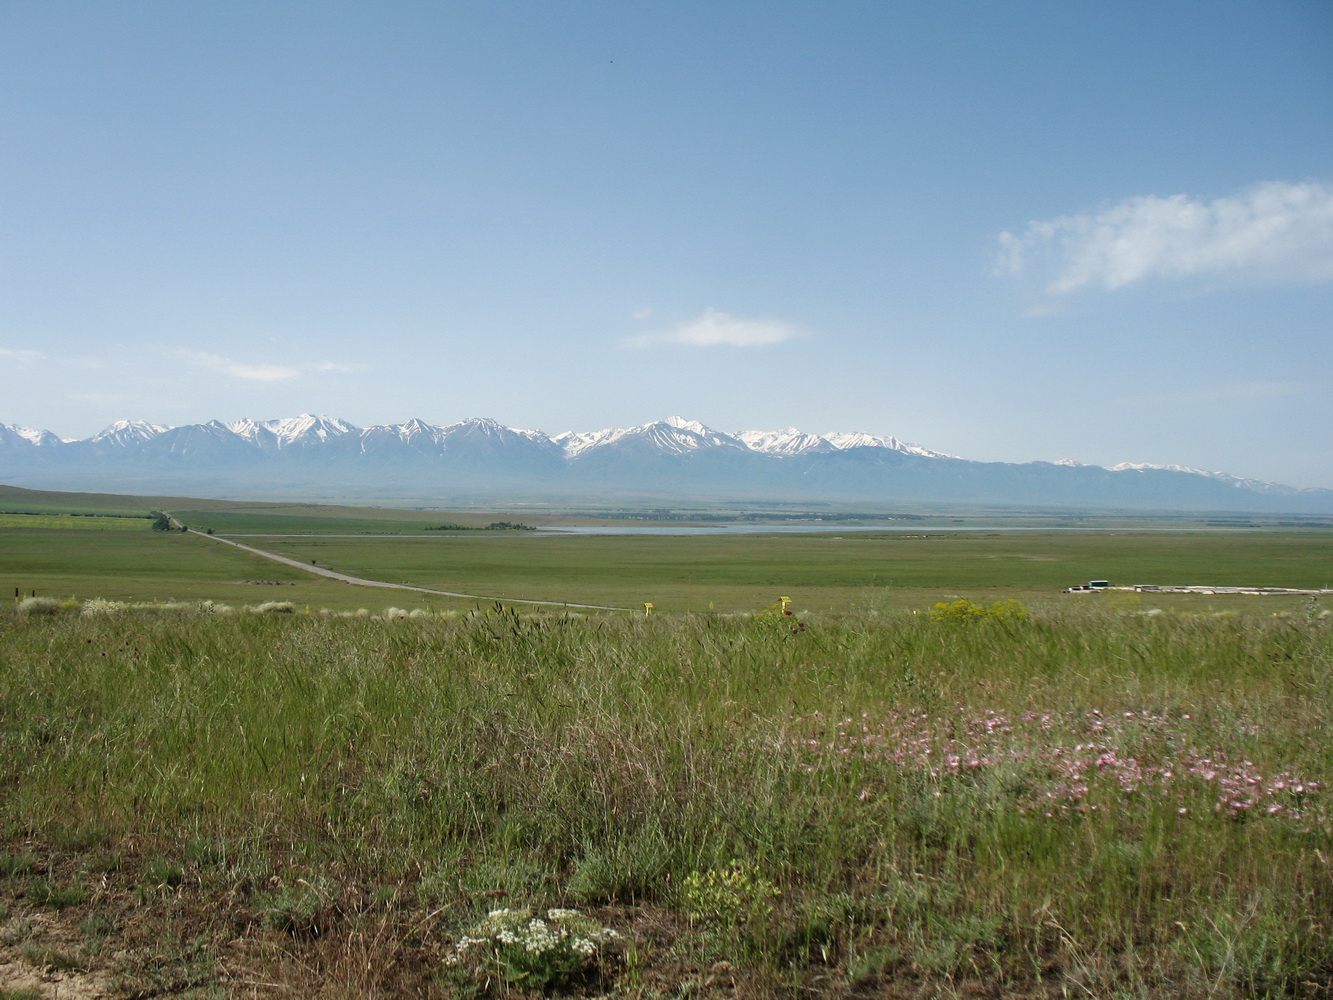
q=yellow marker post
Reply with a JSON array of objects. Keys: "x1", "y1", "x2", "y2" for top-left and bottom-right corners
[{"x1": 643, "y1": 602, "x2": 654, "y2": 616}]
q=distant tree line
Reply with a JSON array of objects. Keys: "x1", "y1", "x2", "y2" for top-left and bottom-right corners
[
  {"x1": 2, "y1": 510, "x2": 151, "y2": 519},
  {"x1": 422, "y1": 522, "x2": 535, "y2": 532}
]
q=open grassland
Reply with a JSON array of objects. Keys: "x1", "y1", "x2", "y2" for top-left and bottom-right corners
[
  {"x1": 0, "y1": 529, "x2": 360, "y2": 609},
  {"x1": 246, "y1": 529, "x2": 1333, "y2": 614},
  {"x1": 0, "y1": 512, "x2": 150, "y2": 530},
  {"x1": 164, "y1": 507, "x2": 529, "y2": 535},
  {"x1": 0, "y1": 605, "x2": 1328, "y2": 998},
  {"x1": 5, "y1": 513, "x2": 1331, "y2": 615},
  {"x1": 3, "y1": 481, "x2": 1331, "y2": 613},
  {"x1": 0, "y1": 485, "x2": 544, "y2": 533},
  {"x1": 0, "y1": 485, "x2": 169, "y2": 518}
]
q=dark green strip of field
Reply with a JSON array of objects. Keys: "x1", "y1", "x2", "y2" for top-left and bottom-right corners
[{"x1": 165, "y1": 507, "x2": 522, "y2": 534}]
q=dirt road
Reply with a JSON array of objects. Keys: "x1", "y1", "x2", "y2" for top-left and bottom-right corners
[{"x1": 177, "y1": 524, "x2": 632, "y2": 612}]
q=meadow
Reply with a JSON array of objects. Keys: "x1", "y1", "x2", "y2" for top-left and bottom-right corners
[
  {"x1": 0, "y1": 601, "x2": 1328, "y2": 998},
  {"x1": 4, "y1": 497, "x2": 1332, "y2": 615},
  {"x1": 1, "y1": 488, "x2": 1330, "y2": 996},
  {"x1": 236, "y1": 528, "x2": 1333, "y2": 614}
]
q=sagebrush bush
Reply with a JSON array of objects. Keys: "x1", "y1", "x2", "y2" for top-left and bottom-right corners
[
  {"x1": 16, "y1": 596, "x2": 61, "y2": 616},
  {"x1": 81, "y1": 598, "x2": 127, "y2": 617},
  {"x1": 251, "y1": 601, "x2": 294, "y2": 614}
]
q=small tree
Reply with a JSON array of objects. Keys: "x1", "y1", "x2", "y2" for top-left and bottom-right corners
[{"x1": 150, "y1": 512, "x2": 171, "y2": 531}]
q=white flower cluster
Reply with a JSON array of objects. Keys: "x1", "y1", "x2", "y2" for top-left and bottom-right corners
[{"x1": 444, "y1": 906, "x2": 620, "y2": 969}]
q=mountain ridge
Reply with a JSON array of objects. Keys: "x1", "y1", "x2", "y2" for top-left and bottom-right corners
[{"x1": 2, "y1": 414, "x2": 1329, "y2": 513}]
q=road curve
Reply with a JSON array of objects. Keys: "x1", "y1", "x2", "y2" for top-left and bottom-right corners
[{"x1": 175, "y1": 523, "x2": 633, "y2": 612}]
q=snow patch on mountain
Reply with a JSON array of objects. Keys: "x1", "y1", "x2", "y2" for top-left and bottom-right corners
[
  {"x1": 824, "y1": 431, "x2": 953, "y2": 459},
  {"x1": 12, "y1": 426, "x2": 64, "y2": 447},
  {"x1": 1108, "y1": 461, "x2": 1284, "y2": 492},
  {"x1": 552, "y1": 428, "x2": 620, "y2": 458},
  {"x1": 738, "y1": 428, "x2": 835, "y2": 456},
  {"x1": 555, "y1": 418, "x2": 744, "y2": 458},
  {"x1": 89, "y1": 420, "x2": 171, "y2": 447},
  {"x1": 264, "y1": 414, "x2": 355, "y2": 445}
]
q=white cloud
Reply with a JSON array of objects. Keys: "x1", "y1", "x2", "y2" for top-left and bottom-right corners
[
  {"x1": 998, "y1": 181, "x2": 1333, "y2": 294},
  {"x1": 176, "y1": 351, "x2": 362, "y2": 381},
  {"x1": 623, "y1": 307, "x2": 802, "y2": 348},
  {"x1": 179, "y1": 350, "x2": 301, "y2": 381},
  {"x1": 196, "y1": 352, "x2": 300, "y2": 381}
]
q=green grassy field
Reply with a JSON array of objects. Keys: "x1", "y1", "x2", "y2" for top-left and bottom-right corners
[
  {"x1": 0, "y1": 512, "x2": 151, "y2": 530},
  {"x1": 0, "y1": 528, "x2": 362, "y2": 608},
  {"x1": 243, "y1": 528, "x2": 1333, "y2": 613},
  {"x1": 0, "y1": 605, "x2": 1328, "y2": 998},
  {"x1": 1, "y1": 485, "x2": 1331, "y2": 996},
  {"x1": 6, "y1": 516, "x2": 1329, "y2": 615}
]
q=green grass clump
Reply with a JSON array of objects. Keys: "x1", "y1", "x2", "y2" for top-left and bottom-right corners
[
  {"x1": 0, "y1": 853, "x2": 36, "y2": 878},
  {"x1": 26, "y1": 879, "x2": 87, "y2": 910},
  {"x1": 0, "y1": 604, "x2": 1327, "y2": 996}
]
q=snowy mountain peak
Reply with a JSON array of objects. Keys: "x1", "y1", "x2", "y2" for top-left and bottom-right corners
[
  {"x1": 446, "y1": 416, "x2": 509, "y2": 434},
  {"x1": 738, "y1": 428, "x2": 835, "y2": 456},
  {"x1": 263, "y1": 413, "x2": 355, "y2": 445},
  {"x1": 11, "y1": 425, "x2": 63, "y2": 447},
  {"x1": 395, "y1": 417, "x2": 439, "y2": 439},
  {"x1": 664, "y1": 415, "x2": 714, "y2": 436},
  {"x1": 1108, "y1": 461, "x2": 1283, "y2": 493},
  {"x1": 824, "y1": 431, "x2": 951, "y2": 459},
  {"x1": 553, "y1": 427, "x2": 620, "y2": 458},
  {"x1": 639, "y1": 418, "x2": 745, "y2": 454},
  {"x1": 1110, "y1": 461, "x2": 1205, "y2": 475},
  {"x1": 225, "y1": 418, "x2": 266, "y2": 441},
  {"x1": 89, "y1": 419, "x2": 170, "y2": 446}
]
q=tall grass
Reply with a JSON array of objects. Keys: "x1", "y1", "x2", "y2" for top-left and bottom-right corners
[{"x1": 0, "y1": 603, "x2": 1328, "y2": 996}]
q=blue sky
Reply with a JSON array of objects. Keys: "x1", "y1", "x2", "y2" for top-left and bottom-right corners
[{"x1": 2, "y1": 1, "x2": 1331, "y2": 487}]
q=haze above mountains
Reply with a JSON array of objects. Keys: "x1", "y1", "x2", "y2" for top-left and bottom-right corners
[{"x1": 2, "y1": 414, "x2": 1330, "y2": 514}]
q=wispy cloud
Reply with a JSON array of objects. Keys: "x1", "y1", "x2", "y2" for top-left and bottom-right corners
[
  {"x1": 178, "y1": 351, "x2": 360, "y2": 381},
  {"x1": 184, "y1": 351, "x2": 301, "y2": 381},
  {"x1": 623, "y1": 307, "x2": 802, "y2": 349},
  {"x1": 998, "y1": 181, "x2": 1333, "y2": 294},
  {"x1": 0, "y1": 347, "x2": 47, "y2": 365}
]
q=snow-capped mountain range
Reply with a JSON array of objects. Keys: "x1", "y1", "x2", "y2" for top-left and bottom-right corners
[
  {"x1": 1, "y1": 415, "x2": 956, "y2": 462},
  {"x1": 1, "y1": 414, "x2": 1330, "y2": 513}
]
